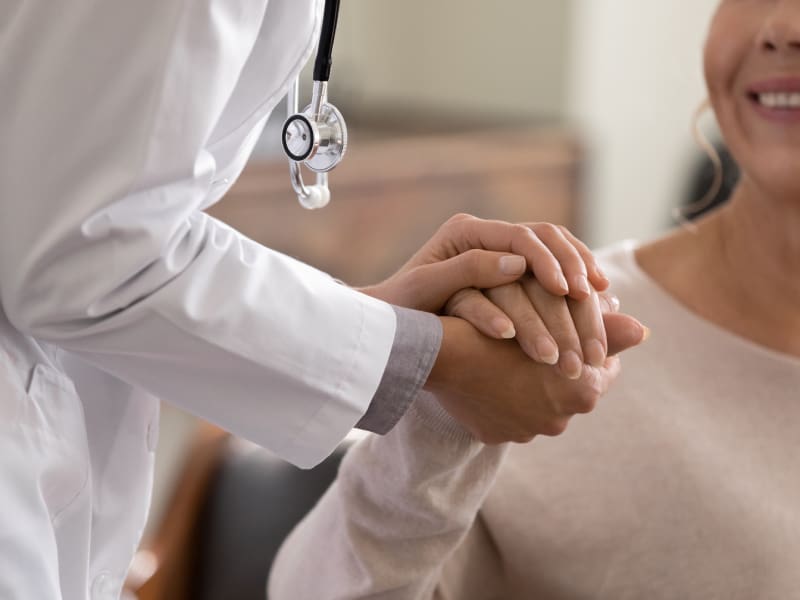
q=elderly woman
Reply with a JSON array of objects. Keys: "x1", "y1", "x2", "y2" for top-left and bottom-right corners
[{"x1": 269, "y1": 2, "x2": 800, "y2": 598}]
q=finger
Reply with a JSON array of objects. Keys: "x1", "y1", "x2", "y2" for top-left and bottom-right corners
[
  {"x1": 598, "y1": 291, "x2": 621, "y2": 314},
  {"x1": 442, "y1": 215, "x2": 570, "y2": 296},
  {"x1": 566, "y1": 290, "x2": 608, "y2": 368},
  {"x1": 528, "y1": 223, "x2": 592, "y2": 300},
  {"x1": 519, "y1": 222, "x2": 609, "y2": 294},
  {"x1": 403, "y1": 250, "x2": 528, "y2": 312},
  {"x1": 604, "y1": 313, "x2": 650, "y2": 356},
  {"x1": 586, "y1": 355, "x2": 622, "y2": 398},
  {"x1": 445, "y1": 288, "x2": 517, "y2": 340},
  {"x1": 557, "y1": 355, "x2": 622, "y2": 416},
  {"x1": 557, "y1": 225, "x2": 610, "y2": 291},
  {"x1": 603, "y1": 355, "x2": 622, "y2": 381},
  {"x1": 520, "y1": 277, "x2": 584, "y2": 379},
  {"x1": 485, "y1": 283, "x2": 560, "y2": 365}
]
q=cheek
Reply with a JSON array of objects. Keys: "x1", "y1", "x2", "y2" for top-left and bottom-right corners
[
  {"x1": 703, "y1": 11, "x2": 752, "y2": 153},
  {"x1": 703, "y1": 19, "x2": 740, "y2": 108}
]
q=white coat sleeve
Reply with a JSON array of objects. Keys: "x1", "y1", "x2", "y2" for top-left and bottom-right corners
[{"x1": 0, "y1": 0, "x2": 396, "y2": 468}]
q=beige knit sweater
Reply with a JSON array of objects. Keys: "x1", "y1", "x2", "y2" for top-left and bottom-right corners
[{"x1": 269, "y1": 241, "x2": 800, "y2": 600}]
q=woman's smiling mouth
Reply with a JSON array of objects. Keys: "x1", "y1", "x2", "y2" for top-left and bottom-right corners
[{"x1": 747, "y1": 77, "x2": 800, "y2": 121}]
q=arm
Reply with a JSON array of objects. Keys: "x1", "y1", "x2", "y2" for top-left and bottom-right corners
[
  {"x1": 269, "y1": 392, "x2": 509, "y2": 600},
  {"x1": 1, "y1": 1, "x2": 638, "y2": 468},
  {"x1": 270, "y1": 315, "x2": 636, "y2": 598},
  {"x1": 0, "y1": 0, "x2": 391, "y2": 468},
  {"x1": 269, "y1": 266, "x2": 647, "y2": 596}
]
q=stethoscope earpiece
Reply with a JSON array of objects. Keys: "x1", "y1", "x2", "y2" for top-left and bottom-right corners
[{"x1": 297, "y1": 180, "x2": 331, "y2": 210}]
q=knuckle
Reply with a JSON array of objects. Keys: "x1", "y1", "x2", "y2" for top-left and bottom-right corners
[
  {"x1": 447, "y1": 212, "x2": 476, "y2": 226},
  {"x1": 535, "y1": 222, "x2": 561, "y2": 240},
  {"x1": 460, "y1": 249, "x2": 484, "y2": 277},
  {"x1": 541, "y1": 418, "x2": 570, "y2": 437},
  {"x1": 512, "y1": 223, "x2": 535, "y2": 240},
  {"x1": 548, "y1": 323, "x2": 579, "y2": 348},
  {"x1": 516, "y1": 314, "x2": 543, "y2": 335},
  {"x1": 400, "y1": 268, "x2": 423, "y2": 296},
  {"x1": 439, "y1": 213, "x2": 473, "y2": 239},
  {"x1": 576, "y1": 378, "x2": 604, "y2": 412},
  {"x1": 443, "y1": 288, "x2": 473, "y2": 316},
  {"x1": 486, "y1": 281, "x2": 522, "y2": 301},
  {"x1": 574, "y1": 389, "x2": 599, "y2": 414}
]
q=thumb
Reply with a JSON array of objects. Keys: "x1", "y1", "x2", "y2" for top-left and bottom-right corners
[
  {"x1": 604, "y1": 313, "x2": 650, "y2": 356},
  {"x1": 406, "y1": 250, "x2": 527, "y2": 312}
]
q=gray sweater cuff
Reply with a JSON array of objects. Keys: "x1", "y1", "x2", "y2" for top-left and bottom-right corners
[{"x1": 355, "y1": 306, "x2": 443, "y2": 435}]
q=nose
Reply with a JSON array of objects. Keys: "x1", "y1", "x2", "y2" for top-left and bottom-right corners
[{"x1": 760, "y1": 2, "x2": 800, "y2": 54}]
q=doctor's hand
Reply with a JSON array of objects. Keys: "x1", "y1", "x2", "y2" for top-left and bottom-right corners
[
  {"x1": 424, "y1": 316, "x2": 642, "y2": 445},
  {"x1": 359, "y1": 213, "x2": 608, "y2": 336}
]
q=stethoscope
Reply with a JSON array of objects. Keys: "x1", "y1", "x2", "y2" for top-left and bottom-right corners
[{"x1": 282, "y1": 0, "x2": 346, "y2": 210}]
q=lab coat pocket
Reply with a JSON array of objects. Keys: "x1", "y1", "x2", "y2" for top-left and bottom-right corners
[{"x1": 24, "y1": 363, "x2": 90, "y2": 522}]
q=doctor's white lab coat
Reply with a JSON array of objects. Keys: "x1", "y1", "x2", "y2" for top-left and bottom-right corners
[{"x1": 0, "y1": 0, "x2": 397, "y2": 597}]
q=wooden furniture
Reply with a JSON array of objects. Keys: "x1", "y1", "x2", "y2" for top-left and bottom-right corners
[
  {"x1": 125, "y1": 423, "x2": 230, "y2": 600},
  {"x1": 209, "y1": 128, "x2": 582, "y2": 286},
  {"x1": 125, "y1": 424, "x2": 354, "y2": 600}
]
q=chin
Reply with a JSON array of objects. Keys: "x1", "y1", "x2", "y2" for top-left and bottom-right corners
[{"x1": 744, "y1": 160, "x2": 800, "y2": 200}]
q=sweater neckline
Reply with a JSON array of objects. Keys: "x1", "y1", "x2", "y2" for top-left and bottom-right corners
[{"x1": 613, "y1": 239, "x2": 800, "y2": 371}]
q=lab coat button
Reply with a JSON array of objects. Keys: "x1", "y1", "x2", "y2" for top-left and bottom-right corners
[{"x1": 91, "y1": 572, "x2": 117, "y2": 599}]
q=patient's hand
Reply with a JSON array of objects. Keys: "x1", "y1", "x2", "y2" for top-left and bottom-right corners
[
  {"x1": 426, "y1": 316, "x2": 629, "y2": 444},
  {"x1": 448, "y1": 275, "x2": 646, "y2": 380}
]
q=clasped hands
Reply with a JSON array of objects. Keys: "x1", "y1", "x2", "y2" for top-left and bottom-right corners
[{"x1": 360, "y1": 214, "x2": 648, "y2": 444}]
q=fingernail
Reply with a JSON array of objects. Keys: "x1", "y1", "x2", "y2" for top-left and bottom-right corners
[
  {"x1": 641, "y1": 325, "x2": 651, "y2": 342},
  {"x1": 574, "y1": 274, "x2": 591, "y2": 296},
  {"x1": 500, "y1": 255, "x2": 527, "y2": 276},
  {"x1": 492, "y1": 317, "x2": 516, "y2": 339},
  {"x1": 609, "y1": 294, "x2": 621, "y2": 312},
  {"x1": 596, "y1": 265, "x2": 609, "y2": 283},
  {"x1": 557, "y1": 273, "x2": 569, "y2": 293},
  {"x1": 585, "y1": 339, "x2": 606, "y2": 368},
  {"x1": 535, "y1": 336, "x2": 559, "y2": 365},
  {"x1": 560, "y1": 351, "x2": 583, "y2": 380}
]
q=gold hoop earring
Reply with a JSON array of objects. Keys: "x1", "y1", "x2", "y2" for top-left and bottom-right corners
[{"x1": 672, "y1": 99, "x2": 724, "y2": 232}]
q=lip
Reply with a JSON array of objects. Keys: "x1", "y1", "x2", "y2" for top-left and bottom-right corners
[
  {"x1": 745, "y1": 76, "x2": 800, "y2": 123},
  {"x1": 747, "y1": 76, "x2": 800, "y2": 94}
]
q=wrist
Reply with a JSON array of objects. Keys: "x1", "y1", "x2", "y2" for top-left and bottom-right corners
[
  {"x1": 356, "y1": 283, "x2": 395, "y2": 305},
  {"x1": 423, "y1": 316, "x2": 457, "y2": 393}
]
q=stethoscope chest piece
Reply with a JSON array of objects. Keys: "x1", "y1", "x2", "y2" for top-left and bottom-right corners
[{"x1": 282, "y1": 100, "x2": 348, "y2": 173}]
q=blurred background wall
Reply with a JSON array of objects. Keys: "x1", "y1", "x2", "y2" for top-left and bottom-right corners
[
  {"x1": 254, "y1": 0, "x2": 721, "y2": 240},
  {"x1": 330, "y1": 0, "x2": 572, "y2": 122},
  {"x1": 567, "y1": 0, "x2": 721, "y2": 246}
]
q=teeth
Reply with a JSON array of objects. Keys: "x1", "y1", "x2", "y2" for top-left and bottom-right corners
[{"x1": 757, "y1": 92, "x2": 800, "y2": 108}]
